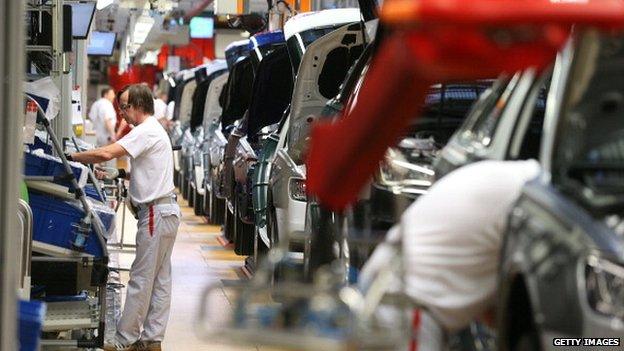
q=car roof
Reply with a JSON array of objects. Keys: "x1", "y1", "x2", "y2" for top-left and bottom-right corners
[{"x1": 283, "y1": 8, "x2": 361, "y2": 40}]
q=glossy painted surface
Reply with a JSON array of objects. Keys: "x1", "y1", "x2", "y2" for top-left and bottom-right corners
[
  {"x1": 270, "y1": 22, "x2": 368, "y2": 243},
  {"x1": 252, "y1": 134, "x2": 280, "y2": 229}
]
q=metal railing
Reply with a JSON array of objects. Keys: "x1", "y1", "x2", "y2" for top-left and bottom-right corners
[{"x1": 16, "y1": 199, "x2": 33, "y2": 299}]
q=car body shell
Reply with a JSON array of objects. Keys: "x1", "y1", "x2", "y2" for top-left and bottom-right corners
[
  {"x1": 268, "y1": 21, "x2": 368, "y2": 246},
  {"x1": 214, "y1": 56, "x2": 255, "y2": 202},
  {"x1": 497, "y1": 34, "x2": 624, "y2": 349},
  {"x1": 200, "y1": 72, "x2": 230, "y2": 200},
  {"x1": 185, "y1": 64, "x2": 229, "y2": 196},
  {"x1": 221, "y1": 33, "x2": 287, "y2": 219}
]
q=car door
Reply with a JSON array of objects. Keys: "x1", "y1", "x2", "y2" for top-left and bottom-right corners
[
  {"x1": 270, "y1": 21, "x2": 367, "y2": 240},
  {"x1": 203, "y1": 73, "x2": 229, "y2": 137},
  {"x1": 287, "y1": 22, "x2": 367, "y2": 165},
  {"x1": 500, "y1": 35, "x2": 624, "y2": 349},
  {"x1": 178, "y1": 79, "x2": 197, "y2": 126},
  {"x1": 202, "y1": 73, "x2": 229, "y2": 186}
]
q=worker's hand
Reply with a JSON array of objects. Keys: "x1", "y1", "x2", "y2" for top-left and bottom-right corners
[
  {"x1": 94, "y1": 168, "x2": 108, "y2": 180},
  {"x1": 95, "y1": 167, "x2": 119, "y2": 180}
]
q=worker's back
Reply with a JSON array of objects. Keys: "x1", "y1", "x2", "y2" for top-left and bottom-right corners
[{"x1": 117, "y1": 116, "x2": 174, "y2": 204}]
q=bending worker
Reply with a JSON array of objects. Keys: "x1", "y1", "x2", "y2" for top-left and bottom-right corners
[{"x1": 68, "y1": 84, "x2": 180, "y2": 351}]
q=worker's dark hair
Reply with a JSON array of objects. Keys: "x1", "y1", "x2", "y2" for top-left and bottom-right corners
[
  {"x1": 127, "y1": 84, "x2": 154, "y2": 115},
  {"x1": 101, "y1": 87, "x2": 114, "y2": 97}
]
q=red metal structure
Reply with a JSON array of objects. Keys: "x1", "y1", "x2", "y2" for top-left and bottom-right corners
[{"x1": 306, "y1": 0, "x2": 624, "y2": 210}]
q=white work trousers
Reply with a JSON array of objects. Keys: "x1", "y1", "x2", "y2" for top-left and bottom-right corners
[{"x1": 116, "y1": 202, "x2": 180, "y2": 344}]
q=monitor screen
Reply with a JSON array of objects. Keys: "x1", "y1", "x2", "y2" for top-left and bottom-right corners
[
  {"x1": 71, "y1": 3, "x2": 96, "y2": 39},
  {"x1": 189, "y1": 17, "x2": 214, "y2": 39},
  {"x1": 87, "y1": 31, "x2": 116, "y2": 56}
]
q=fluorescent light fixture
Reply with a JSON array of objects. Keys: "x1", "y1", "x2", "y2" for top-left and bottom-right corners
[
  {"x1": 70, "y1": 3, "x2": 96, "y2": 39},
  {"x1": 140, "y1": 50, "x2": 160, "y2": 65},
  {"x1": 96, "y1": 0, "x2": 114, "y2": 10},
  {"x1": 132, "y1": 16, "x2": 155, "y2": 44},
  {"x1": 87, "y1": 31, "x2": 116, "y2": 56},
  {"x1": 189, "y1": 17, "x2": 214, "y2": 39}
]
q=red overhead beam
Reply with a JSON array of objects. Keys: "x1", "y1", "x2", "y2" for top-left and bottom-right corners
[{"x1": 306, "y1": 0, "x2": 624, "y2": 210}]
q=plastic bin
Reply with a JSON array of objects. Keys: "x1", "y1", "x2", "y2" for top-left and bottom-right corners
[
  {"x1": 23, "y1": 151, "x2": 88, "y2": 188},
  {"x1": 18, "y1": 299, "x2": 46, "y2": 351},
  {"x1": 43, "y1": 291, "x2": 88, "y2": 303},
  {"x1": 91, "y1": 199, "x2": 116, "y2": 238},
  {"x1": 85, "y1": 184, "x2": 106, "y2": 203},
  {"x1": 29, "y1": 191, "x2": 108, "y2": 257},
  {"x1": 26, "y1": 135, "x2": 53, "y2": 155}
]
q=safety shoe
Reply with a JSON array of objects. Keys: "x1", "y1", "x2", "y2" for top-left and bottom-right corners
[
  {"x1": 102, "y1": 341, "x2": 142, "y2": 351},
  {"x1": 137, "y1": 341, "x2": 162, "y2": 351}
]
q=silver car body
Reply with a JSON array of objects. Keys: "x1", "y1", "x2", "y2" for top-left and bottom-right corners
[
  {"x1": 500, "y1": 36, "x2": 624, "y2": 349},
  {"x1": 270, "y1": 22, "x2": 368, "y2": 244},
  {"x1": 200, "y1": 72, "x2": 230, "y2": 196},
  {"x1": 173, "y1": 69, "x2": 198, "y2": 174}
]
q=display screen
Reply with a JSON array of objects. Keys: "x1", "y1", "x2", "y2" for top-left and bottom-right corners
[
  {"x1": 87, "y1": 31, "x2": 116, "y2": 56},
  {"x1": 189, "y1": 17, "x2": 214, "y2": 39},
  {"x1": 71, "y1": 3, "x2": 96, "y2": 39}
]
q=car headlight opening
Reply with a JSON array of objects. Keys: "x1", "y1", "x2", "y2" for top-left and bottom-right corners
[{"x1": 586, "y1": 255, "x2": 624, "y2": 320}]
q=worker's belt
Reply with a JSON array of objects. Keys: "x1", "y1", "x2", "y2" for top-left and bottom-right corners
[{"x1": 128, "y1": 194, "x2": 177, "y2": 219}]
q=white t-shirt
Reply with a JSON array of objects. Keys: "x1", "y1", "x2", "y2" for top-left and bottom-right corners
[
  {"x1": 117, "y1": 116, "x2": 175, "y2": 204},
  {"x1": 88, "y1": 99, "x2": 102, "y2": 121},
  {"x1": 89, "y1": 98, "x2": 117, "y2": 146},
  {"x1": 166, "y1": 101, "x2": 175, "y2": 121},
  {"x1": 360, "y1": 159, "x2": 541, "y2": 331},
  {"x1": 153, "y1": 98, "x2": 168, "y2": 120}
]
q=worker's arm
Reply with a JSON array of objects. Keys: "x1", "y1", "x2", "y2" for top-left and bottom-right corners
[{"x1": 70, "y1": 143, "x2": 128, "y2": 164}]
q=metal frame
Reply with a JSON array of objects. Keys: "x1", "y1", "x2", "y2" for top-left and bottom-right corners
[
  {"x1": 25, "y1": 0, "x2": 73, "y2": 139},
  {"x1": 26, "y1": 95, "x2": 109, "y2": 348},
  {"x1": 17, "y1": 200, "x2": 33, "y2": 300},
  {"x1": 0, "y1": 0, "x2": 25, "y2": 349}
]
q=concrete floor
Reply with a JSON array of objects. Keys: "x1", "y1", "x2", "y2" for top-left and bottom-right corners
[{"x1": 112, "y1": 194, "x2": 261, "y2": 351}]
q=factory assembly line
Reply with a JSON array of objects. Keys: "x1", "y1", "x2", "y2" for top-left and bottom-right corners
[{"x1": 0, "y1": 0, "x2": 623, "y2": 350}]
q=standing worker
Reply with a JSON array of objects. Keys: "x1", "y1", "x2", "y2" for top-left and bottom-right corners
[
  {"x1": 89, "y1": 87, "x2": 118, "y2": 147},
  {"x1": 68, "y1": 84, "x2": 180, "y2": 351},
  {"x1": 153, "y1": 90, "x2": 169, "y2": 129}
]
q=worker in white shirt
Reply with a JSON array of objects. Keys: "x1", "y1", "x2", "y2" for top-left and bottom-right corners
[
  {"x1": 360, "y1": 160, "x2": 541, "y2": 350},
  {"x1": 153, "y1": 90, "x2": 169, "y2": 129},
  {"x1": 68, "y1": 84, "x2": 180, "y2": 351},
  {"x1": 165, "y1": 100, "x2": 175, "y2": 122},
  {"x1": 89, "y1": 87, "x2": 117, "y2": 147}
]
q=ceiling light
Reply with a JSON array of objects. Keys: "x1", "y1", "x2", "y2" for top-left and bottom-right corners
[
  {"x1": 132, "y1": 16, "x2": 155, "y2": 44},
  {"x1": 96, "y1": 0, "x2": 114, "y2": 10}
]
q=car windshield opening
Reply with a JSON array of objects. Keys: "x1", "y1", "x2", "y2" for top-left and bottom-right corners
[
  {"x1": 382, "y1": 82, "x2": 493, "y2": 176},
  {"x1": 556, "y1": 31, "x2": 624, "y2": 213},
  {"x1": 286, "y1": 26, "x2": 342, "y2": 75}
]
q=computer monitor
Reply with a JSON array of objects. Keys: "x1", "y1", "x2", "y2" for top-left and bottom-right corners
[
  {"x1": 71, "y1": 2, "x2": 96, "y2": 39},
  {"x1": 189, "y1": 17, "x2": 214, "y2": 39},
  {"x1": 87, "y1": 31, "x2": 116, "y2": 56}
]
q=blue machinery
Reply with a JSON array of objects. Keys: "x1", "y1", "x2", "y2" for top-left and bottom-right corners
[{"x1": 23, "y1": 94, "x2": 110, "y2": 349}]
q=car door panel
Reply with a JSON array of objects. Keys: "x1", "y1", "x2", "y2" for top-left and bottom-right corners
[
  {"x1": 203, "y1": 73, "x2": 229, "y2": 135},
  {"x1": 253, "y1": 133, "x2": 280, "y2": 229},
  {"x1": 287, "y1": 22, "x2": 367, "y2": 165},
  {"x1": 270, "y1": 148, "x2": 303, "y2": 211}
]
